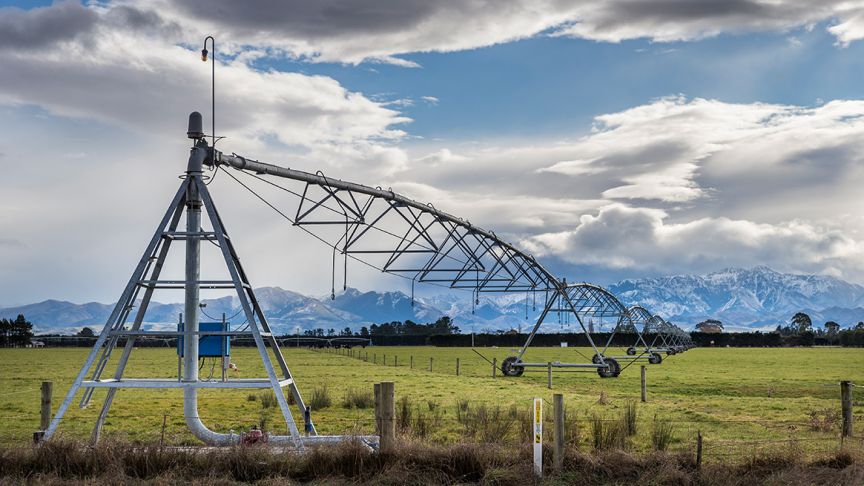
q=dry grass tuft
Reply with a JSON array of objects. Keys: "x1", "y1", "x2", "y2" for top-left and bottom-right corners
[
  {"x1": 341, "y1": 387, "x2": 374, "y2": 410},
  {"x1": 308, "y1": 385, "x2": 332, "y2": 410}
]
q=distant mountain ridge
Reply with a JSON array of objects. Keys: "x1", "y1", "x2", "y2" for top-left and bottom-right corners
[
  {"x1": 4, "y1": 267, "x2": 864, "y2": 334},
  {"x1": 607, "y1": 266, "x2": 864, "y2": 330}
]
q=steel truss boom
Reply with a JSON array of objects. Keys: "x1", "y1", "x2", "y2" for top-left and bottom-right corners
[
  {"x1": 211, "y1": 150, "x2": 558, "y2": 294},
  {"x1": 208, "y1": 149, "x2": 691, "y2": 377}
]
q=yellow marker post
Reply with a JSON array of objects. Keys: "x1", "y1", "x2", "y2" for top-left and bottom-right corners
[{"x1": 533, "y1": 397, "x2": 542, "y2": 477}]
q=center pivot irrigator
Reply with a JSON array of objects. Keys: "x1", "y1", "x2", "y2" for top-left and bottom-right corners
[{"x1": 44, "y1": 113, "x2": 376, "y2": 447}]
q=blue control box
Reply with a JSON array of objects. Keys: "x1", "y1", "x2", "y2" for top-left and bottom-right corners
[{"x1": 177, "y1": 321, "x2": 230, "y2": 357}]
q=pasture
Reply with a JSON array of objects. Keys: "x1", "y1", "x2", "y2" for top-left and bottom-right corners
[{"x1": 0, "y1": 346, "x2": 862, "y2": 460}]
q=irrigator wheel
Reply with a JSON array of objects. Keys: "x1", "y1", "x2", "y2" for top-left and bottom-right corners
[
  {"x1": 626, "y1": 347, "x2": 636, "y2": 356},
  {"x1": 648, "y1": 352, "x2": 662, "y2": 365},
  {"x1": 667, "y1": 349, "x2": 677, "y2": 356},
  {"x1": 597, "y1": 357, "x2": 620, "y2": 378},
  {"x1": 592, "y1": 353, "x2": 603, "y2": 364},
  {"x1": 501, "y1": 356, "x2": 524, "y2": 377}
]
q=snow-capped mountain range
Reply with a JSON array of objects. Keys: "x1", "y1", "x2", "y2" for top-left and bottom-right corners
[{"x1": 3, "y1": 266, "x2": 864, "y2": 334}]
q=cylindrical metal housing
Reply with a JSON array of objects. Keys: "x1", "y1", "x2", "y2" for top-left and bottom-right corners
[{"x1": 187, "y1": 112, "x2": 204, "y2": 139}]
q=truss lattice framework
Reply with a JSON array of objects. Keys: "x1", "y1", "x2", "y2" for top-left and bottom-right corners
[
  {"x1": 209, "y1": 149, "x2": 690, "y2": 374},
  {"x1": 44, "y1": 172, "x2": 322, "y2": 445},
  {"x1": 215, "y1": 152, "x2": 558, "y2": 295}
]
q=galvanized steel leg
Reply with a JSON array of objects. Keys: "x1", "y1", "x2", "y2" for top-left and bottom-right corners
[{"x1": 44, "y1": 181, "x2": 190, "y2": 440}]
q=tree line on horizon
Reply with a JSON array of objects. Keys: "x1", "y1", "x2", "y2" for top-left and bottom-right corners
[
  {"x1": 301, "y1": 316, "x2": 460, "y2": 338},
  {"x1": 0, "y1": 315, "x2": 34, "y2": 347}
]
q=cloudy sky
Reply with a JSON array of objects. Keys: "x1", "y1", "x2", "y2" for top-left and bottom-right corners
[{"x1": 3, "y1": 0, "x2": 864, "y2": 305}]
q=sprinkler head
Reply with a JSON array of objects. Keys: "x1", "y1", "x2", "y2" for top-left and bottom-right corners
[{"x1": 201, "y1": 48, "x2": 208, "y2": 61}]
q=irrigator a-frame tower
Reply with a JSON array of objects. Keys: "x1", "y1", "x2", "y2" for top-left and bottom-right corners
[{"x1": 44, "y1": 113, "x2": 369, "y2": 447}]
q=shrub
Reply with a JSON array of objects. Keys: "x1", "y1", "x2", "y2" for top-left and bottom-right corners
[
  {"x1": 565, "y1": 407, "x2": 581, "y2": 448},
  {"x1": 651, "y1": 415, "x2": 675, "y2": 451},
  {"x1": 623, "y1": 401, "x2": 638, "y2": 437},
  {"x1": 455, "y1": 398, "x2": 471, "y2": 426},
  {"x1": 412, "y1": 406, "x2": 443, "y2": 438},
  {"x1": 341, "y1": 388, "x2": 374, "y2": 409},
  {"x1": 458, "y1": 403, "x2": 516, "y2": 443},
  {"x1": 259, "y1": 391, "x2": 277, "y2": 409},
  {"x1": 597, "y1": 391, "x2": 610, "y2": 405},
  {"x1": 308, "y1": 385, "x2": 332, "y2": 410},
  {"x1": 807, "y1": 408, "x2": 839, "y2": 432},
  {"x1": 592, "y1": 414, "x2": 626, "y2": 450},
  {"x1": 397, "y1": 396, "x2": 413, "y2": 432}
]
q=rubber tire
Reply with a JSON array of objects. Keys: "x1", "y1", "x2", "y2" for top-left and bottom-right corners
[
  {"x1": 592, "y1": 354, "x2": 603, "y2": 364},
  {"x1": 501, "y1": 356, "x2": 525, "y2": 377},
  {"x1": 648, "y1": 352, "x2": 662, "y2": 365},
  {"x1": 626, "y1": 347, "x2": 637, "y2": 356},
  {"x1": 597, "y1": 357, "x2": 621, "y2": 378}
]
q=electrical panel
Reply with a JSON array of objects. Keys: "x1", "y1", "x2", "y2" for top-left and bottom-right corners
[{"x1": 177, "y1": 321, "x2": 230, "y2": 358}]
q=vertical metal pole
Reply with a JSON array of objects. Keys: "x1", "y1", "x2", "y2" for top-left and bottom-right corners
[
  {"x1": 40, "y1": 381, "x2": 52, "y2": 431},
  {"x1": 841, "y1": 381, "x2": 853, "y2": 438},
  {"x1": 184, "y1": 173, "x2": 201, "y2": 384},
  {"x1": 641, "y1": 365, "x2": 647, "y2": 403},
  {"x1": 380, "y1": 382, "x2": 395, "y2": 450},
  {"x1": 547, "y1": 362, "x2": 552, "y2": 389},
  {"x1": 553, "y1": 393, "x2": 564, "y2": 473}
]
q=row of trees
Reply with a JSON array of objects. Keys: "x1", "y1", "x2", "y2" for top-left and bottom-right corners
[
  {"x1": 301, "y1": 317, "x2": 461, "y2": 338},
  {"x1": 0, "y1": 315, "x2": 34, "y2": 347},
  {"x1": 691, "y1": 312, "x2": 864, "y2": 347},
  {"x1": 697, "y1": 313, "x2": 863, "y2": 336}
]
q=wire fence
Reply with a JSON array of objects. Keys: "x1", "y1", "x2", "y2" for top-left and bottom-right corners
[
  {"x1": 1, "y1": 346, "x2": 860, "y2": 465},
  {"x1": 0, "y1": 399, "x2": 860, "y2": 463}
]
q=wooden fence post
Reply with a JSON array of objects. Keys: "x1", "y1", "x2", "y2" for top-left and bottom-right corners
[
  {"x1": 394, "y1": 355, "x2": 398, "y2": 367},
  {"x1": 641, "y1": 365, "x2": 647, "y2": 403},
  {"x1": 410, "y1": 355, "x2": 413, "y2": 369},
  {"x1": 429, "y1": 357, "x2": 433, "y2": 372},
  {"x1": 34, "y1": 381, "x2": 52, "y2": 442},
  {"x1": 374, "y1": 353, "x2": 377, "y2": 364},
  {"x1": 492, "y1": 357, "x2": 497, "y2": 378},
  {"x1": 547, "y1": 362, "x2": 552, "y2": 389},
  {"x1": 456, "y1": 358, "x2": 460, "y2": 376},
  {"x1": 696, "y1": 430, "x2": 703, "y2": 470},
  {"x1": 553, "y1": 393, "x2": 564, "y2": 473},
  {"x1": 379, "y1": 382, "x2": 395, "y2": 450},
  {"x1": 40, "y1": 381, "x2": 52, "y2": 431},
  {"x1": 841, "y1": 381, "x2": 853, "y2": 438},
  {"x1": 159, "y1": 414, "x2": 168, "y2": 447},
  {"x1": 374, "y1": 383, "x2": 382, "y2": 435}
]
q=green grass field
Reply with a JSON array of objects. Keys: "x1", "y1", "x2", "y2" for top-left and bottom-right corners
[{"x1": 1, "y1": 346, "x2": 862, "y2": 460}]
